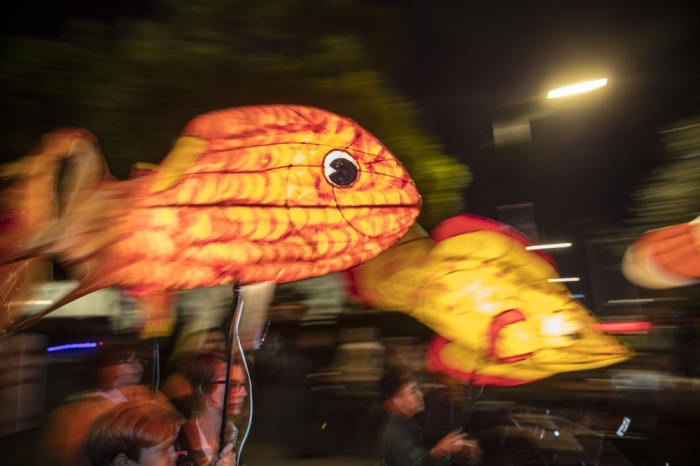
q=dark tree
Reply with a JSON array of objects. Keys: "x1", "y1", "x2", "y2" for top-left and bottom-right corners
[{"x1": 0, "y1": 0, "x2": 471, "y2": 230}]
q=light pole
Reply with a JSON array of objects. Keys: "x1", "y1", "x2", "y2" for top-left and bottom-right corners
[
  {"x1": 492, "y1": 77, "x2": 609, "y2": 146},
  {"x1": 487, "y1": 77, "x2": 610, "y2": 306}
]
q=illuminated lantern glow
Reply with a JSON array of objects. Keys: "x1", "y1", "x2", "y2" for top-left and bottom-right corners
[
  {"x1": 0, "y1": 105, "x2": 421, "y2": 338},
  {"x1": 0, "y1": 132, "x2": 89, "y2": 334},
  {"x1": 349, "y1": 214, "x2": 632, "y2": 386},
  {"x1": 622, "y1": 217, "x2": 700, "y2": 289}
]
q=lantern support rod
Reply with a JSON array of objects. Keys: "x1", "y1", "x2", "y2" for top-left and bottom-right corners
[{"x1": 219, "y1": 281, "x2": 244, "y2": 463}]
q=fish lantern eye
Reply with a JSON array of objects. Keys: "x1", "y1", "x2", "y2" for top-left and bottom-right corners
[{"x1": 323, "y1": 150, "x2": 359, "y2": 187}]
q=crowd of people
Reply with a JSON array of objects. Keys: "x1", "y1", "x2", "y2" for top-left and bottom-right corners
[
  {"x1": 38, "y1": 325, "x2": 481, "y2": 466},
  {"x1": 39, "y1": 328, "x2": 245, "y2": 466}
]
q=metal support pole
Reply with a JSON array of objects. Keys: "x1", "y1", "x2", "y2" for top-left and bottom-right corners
[{"x1": 219, "y1": 281, "x2": 243, "y2": 457}]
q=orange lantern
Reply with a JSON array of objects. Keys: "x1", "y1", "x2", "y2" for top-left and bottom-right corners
[
  {"x1": 623, "y1": 217, "x2": 700, "y2": 289},
  {"x1": 0, "y1": 105, "x2": 421, "y2": 338}
]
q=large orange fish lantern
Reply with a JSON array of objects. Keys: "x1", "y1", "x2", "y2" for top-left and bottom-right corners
[
  {"x1": 349, "y1": 214, "x2": 632, "y2": 386},
  {"x1": 0, "y1": 105, "x2": 421, "y2": 339},
  {"x1": 622, "y1": 216, "x2": 700, "y2": 289}
]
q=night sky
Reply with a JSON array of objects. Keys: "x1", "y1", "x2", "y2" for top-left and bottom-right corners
[
  {"x1": 3, "y1": 1, "x2": 698, "y2": 226},
  {"x1": 400, "y1": 2, "x2": 699, "y2": 224},
  {"x1": 395, "y1": 2, "x2": 700, "y2": 300}
]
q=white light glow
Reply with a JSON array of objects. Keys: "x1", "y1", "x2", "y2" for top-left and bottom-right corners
[
  {"x1": 607, "y1": 298, "x2": 654, "y2": 304},
  {"x1": 548, "y1": 277, "x2": 580, "y2": 283},
  {"x1": 526, "y1": 243, "x2": 572, "y2": 250},
  {"x1": 547, "y1": 79, "x2": 608, "y2": 98},
  {"x1": 616, "y1": 417, "x2": 631, "y2": 437}
]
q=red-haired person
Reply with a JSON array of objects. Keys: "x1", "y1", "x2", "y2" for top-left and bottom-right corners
[
  {"x1": 87, "y1": 401, "x2": 184, "y2": 466},
  {"x1": 41, "y1": 344, "x2": 174, "y2": 466}
]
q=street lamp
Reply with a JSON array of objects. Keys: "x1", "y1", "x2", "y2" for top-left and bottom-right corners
[
  {"x1": 492, "y1": 79, "x2": 608, "y2": 146},
  {"x1": 547, "y1": 79, "x2": 608, "y2": 99},
  {"x1": 526, "y1": 242, "x2": 572, "y2": 251}
]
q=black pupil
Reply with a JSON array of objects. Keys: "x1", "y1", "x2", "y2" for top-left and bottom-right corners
[{"x1": 329, "y1": 158, "x2": 358, "y2": 186}]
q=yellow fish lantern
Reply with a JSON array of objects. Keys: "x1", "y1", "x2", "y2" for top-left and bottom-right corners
[
  {"x1": 0, "y1": 105, "x2": 422, "y2": 339},
  {"x1": 622, "y1": 216, "x2": 700, "y2": 289},
  {"x1": 350, "y1": 214, "x2": 632, "y2": 386}
]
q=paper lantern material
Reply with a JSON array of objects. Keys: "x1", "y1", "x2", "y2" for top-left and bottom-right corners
[
  {"x1": 349, "y1": 214, "x2": 632, "y2": 386},
  {"x1": 622, "y1": 217, "x2": 700, "y2": 289},
  {"x1": 0, "y1": 105, "x2": 421, "y2": 338}
]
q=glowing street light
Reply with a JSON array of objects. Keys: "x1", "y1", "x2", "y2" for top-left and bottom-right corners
[
  {"x1": 547, "y1": 79, "x2": 608, "y2": 99},
  {"x1": 526, "y1": 242, "x2": 572, "y2": 251}
]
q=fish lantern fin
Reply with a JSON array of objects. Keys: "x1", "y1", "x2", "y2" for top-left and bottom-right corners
[
  {"x1": 150, "y1": 137, "x2": 209, "y2": 193},
  {"x1": 129, "y1": 288, "x2": 177, "y2": 339},
  {"x1": 432, "y1": 214, "x2": 558, "y2": 271},
  {"x1": 345, "y1": 224, "x2": 431, "y2": 308}
]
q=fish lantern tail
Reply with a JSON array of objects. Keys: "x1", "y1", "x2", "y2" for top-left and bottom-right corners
[{"x1": 129, "y1": 289, "x2": 177, "y2": 339}]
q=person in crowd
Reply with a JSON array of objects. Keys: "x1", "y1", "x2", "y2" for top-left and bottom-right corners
[
  {"x1": 87, "y1": 401, "x2": 184, "y2": 466},
  {"x1": 86, "y1": 401, "x2": 235, "y2": 466},
  {"x1": 418, "y1": 373, "x2": 482, "y2": 465},
  {"x1": 378, "y1": 366, "x2": 476, "y2": 466},
  {"x1": 162, "y1": 328, "x2": 227, "y2": 417},
  {"x1": 174, "y1": 351, "x2": 248, "y2": 466},
  {"x1": 40, "y1": 343, "x2": 173, "y2": 466}
]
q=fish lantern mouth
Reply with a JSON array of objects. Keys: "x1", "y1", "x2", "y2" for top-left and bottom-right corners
[
  {"x1": 487, "y1": 309, "x2": 533, "y2": 363},
  {"x1": 326, "y1": 147, "x2": 421, "y2": 239},
  {"x1": 486, "y1": 309, "x2": 587, "y2": 362}
]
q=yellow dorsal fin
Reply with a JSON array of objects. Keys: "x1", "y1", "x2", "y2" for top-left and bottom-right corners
[{"x1": 150, "y1": 136, "x2": 208, "y2": 193}]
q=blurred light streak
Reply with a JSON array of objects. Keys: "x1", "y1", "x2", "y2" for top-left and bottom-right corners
[
  {"x1": 593, "y1": 321, "x2": 652, "y2": 334},
  {"x1": 570, "y1": 294, "x2": 586, "y2": 299},
  {"x1": 607, "y1": 298, "x2": 655, "y2": 304},
  {"x1": 547, "y1": 79, "x2": 608, "y2": 98},
  {"x1": 46, "y1": 342, "x2": 99, "y2": 352},
  {"x1": 526, "y1": 242, "x2": 572, "y2": 250},
  {"x1": 493, "y1": 118, "x2": 532, "y2": 146},
  {"x1": 548, "y1": 277, "x2": 580, "y2": 282}
]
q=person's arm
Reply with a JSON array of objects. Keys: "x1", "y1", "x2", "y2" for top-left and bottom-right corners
[
  {"x1": 386, "y1": 423, "x2": 463, "y2": 466},
  {"x1": 429, "y1": 429, "x2": 467, "y2": 457},
  {"x1": 428, "y1": 430, "x2": 470, "y2": 465},
  {"x1": 432, "y1": 430, "x2": 483, "y2": 466}
]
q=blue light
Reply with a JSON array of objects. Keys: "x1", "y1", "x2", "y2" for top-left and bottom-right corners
[
  {"x1": 616, "y1": 417, "x2": 631, "y2": 437},
  {"x1": 47, "y1": 342, "x2": 99, "y2": 352}
]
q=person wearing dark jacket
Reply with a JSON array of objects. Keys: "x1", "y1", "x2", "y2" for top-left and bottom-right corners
[{"x1": 378, "y1": 366, "x2": 468, "y2": 466}]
